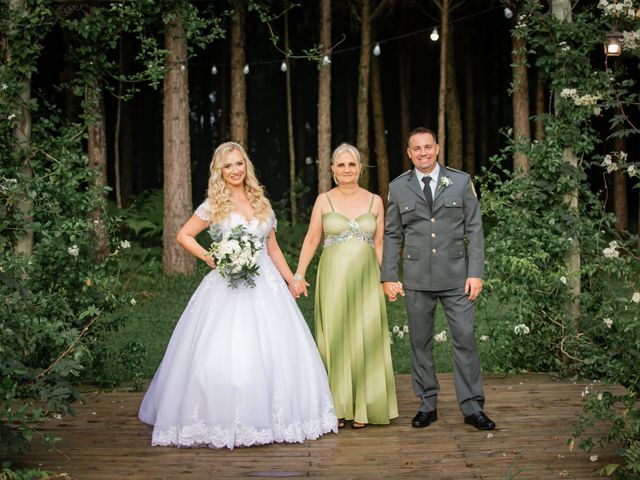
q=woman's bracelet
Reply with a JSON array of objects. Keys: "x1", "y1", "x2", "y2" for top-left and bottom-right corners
[{"x1": 293, "y1": 273, "x2": 304, "y2": 282}]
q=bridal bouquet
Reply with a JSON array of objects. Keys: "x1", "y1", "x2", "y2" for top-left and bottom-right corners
[{"x1": 207, "y1": 224, "x2": 262, "y2": 288}]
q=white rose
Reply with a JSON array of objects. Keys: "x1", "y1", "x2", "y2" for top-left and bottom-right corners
[
  {"x1": 603, "y1": 317, "x2": 613, "y2": 329},
  {"x1": 632, "y1": 292, "x2": 640, "y2": 303}
]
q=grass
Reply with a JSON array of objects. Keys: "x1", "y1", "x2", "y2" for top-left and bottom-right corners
[{"x1": 99, "y1": 266, "x2": 462, "y2": 383}]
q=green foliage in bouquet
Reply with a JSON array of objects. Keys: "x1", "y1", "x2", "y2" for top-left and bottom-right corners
[{"x1": 207, "y1": 224, "x2": 262, "y2": 288}]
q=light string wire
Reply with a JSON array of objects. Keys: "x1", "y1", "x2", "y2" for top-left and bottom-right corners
[{"x1": 195, "y1": 4, "x2": 505, "y2": 69}]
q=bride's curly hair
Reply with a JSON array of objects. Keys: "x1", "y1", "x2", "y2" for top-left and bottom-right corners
[{"x1": 207, "y1": 142, "x2": 271, "y2": 223}]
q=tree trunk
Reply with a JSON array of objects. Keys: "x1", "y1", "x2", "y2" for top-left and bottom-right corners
[
  {"x1": 371, "y1": 53, "x2": 389, "y2": 205},
  {"x1": 120, "y1": 34, "x2": 134, "y2": 208},
  {"x1": 397, "y1": 41, "x2": 411, "y2": 171},
  {"x1": 445, "y1": 26, "x2": 462, "y2": 170},
  {"x1": 477, "y1": 23, "x2": 489, "y2": 168},
  {"x1": 9, "y1": 0, "x2": 33, "y2": 257},
  {"x1": 357, "y1": 0, "x2": 371, "y2": 189},
  {"x1": 512, "y1": 32, "x2": 531, "y2": 174},
  {"x1": 534, "y1": 69, "x2": 545, "y2": 141},
  {"x1": 284, "y1": 2, "x2": 297, "y2": 224},
  {"x1": 552, "y1": 0, "x2": 580, "y2": 333},
  {"x1": 84, "y1": 84, "x2": 110, "y2": 261},
  {"x1": 114, "y1": 39, "x2": 125, "y2": 209},
  {"x1": 437, "y1": 0, "x2": 449, "y2": 164},
  {"x1": 230, "y1": 0, "x2": 248, "y2": 147},
  {"x1": 317, "y1": 0, "x2": 332, "y2": 194},
  {"x1": 612, "y1": 131, "x2": 628, "y2": 231},
  {"x1": 163, "y1": 15, "x2": 194, "y2": 275},
  {"x1": 463, "y1": 29, "x2": 476, "y2": 176}
]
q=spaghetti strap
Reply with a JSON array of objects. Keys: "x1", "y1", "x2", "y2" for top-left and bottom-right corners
[
  {"x1": 368, "y1": 194, "x2": 375, "y2": 212},
  {"x1": 326, "y1": 193, "x2": 335, "y2": 212}
]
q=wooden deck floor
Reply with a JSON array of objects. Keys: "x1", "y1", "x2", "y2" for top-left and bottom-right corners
[{"x1": 12, "y1": 374, "x2": 620, "y2": 479}]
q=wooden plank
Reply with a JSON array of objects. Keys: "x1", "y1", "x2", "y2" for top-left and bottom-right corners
[{"x1": 10, "y1": 374, "x2": 622, "y2": 479}]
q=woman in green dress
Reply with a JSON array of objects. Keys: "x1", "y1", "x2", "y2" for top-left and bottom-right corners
[{"x1": 292, "y1": 143, "x2": 398, "y2": 428}]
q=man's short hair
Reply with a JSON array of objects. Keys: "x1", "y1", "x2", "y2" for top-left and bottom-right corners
[{"x1": 406, "y1": 127, "x2": 437, "y2": 147}]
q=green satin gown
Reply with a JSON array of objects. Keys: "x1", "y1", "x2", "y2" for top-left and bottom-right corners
[{"x1": 315, "y1": 194, "x2": 398, "y2": 425}]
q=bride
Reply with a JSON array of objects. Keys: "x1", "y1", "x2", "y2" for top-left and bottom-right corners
[{"x1": 138, "y1": 142, "x2": 337, "y2": 449}]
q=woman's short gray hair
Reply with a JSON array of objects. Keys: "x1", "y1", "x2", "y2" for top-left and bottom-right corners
[{"x1": 331, "y1": 143, "x2": 362, "y2": 165}]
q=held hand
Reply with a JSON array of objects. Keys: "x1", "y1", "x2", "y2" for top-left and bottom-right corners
[
  {"x1": 383, "y1": 281, "x2": 405, "y2": 302},
  {"x1": 289, "y1": 277, "x2": 310, "y2": 299},
  {"x1": 203, "y1": 255, "x2": 216, "y2": 269},
  {"x1": 293, "y1": 278, "x2": 310, "y2": 298},
  {"x1": 465, "y1": 277, "x2": 483, "y2": 301},
  {"x1": 288, "y1": 283, "x2": 300, "y2": 299}
]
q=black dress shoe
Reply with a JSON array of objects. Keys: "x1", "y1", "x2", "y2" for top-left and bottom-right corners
[
  {"x1": 464, "y1": 411, "x2": 496, "y2": 430},
  {"x1": 412, "y1": 410, "x2": 437, "y2": 428}
]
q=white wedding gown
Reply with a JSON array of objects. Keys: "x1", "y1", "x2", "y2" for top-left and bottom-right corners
[{"x1": 138, "y1": 202, "x2": 337, "y2": 449}]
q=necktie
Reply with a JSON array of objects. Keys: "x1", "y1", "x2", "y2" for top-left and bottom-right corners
[{"x1": 422, "y1": 176, "x2": 433, "y2": 209}]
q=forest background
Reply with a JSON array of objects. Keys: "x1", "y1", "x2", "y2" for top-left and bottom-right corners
[{"x1": 1, "y1": 0, "x2": 640, "y2": 478}]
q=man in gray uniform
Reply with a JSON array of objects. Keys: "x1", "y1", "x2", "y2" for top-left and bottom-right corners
[{"x1": 381, "y1": 127, "x2": 495, "y2": 430}]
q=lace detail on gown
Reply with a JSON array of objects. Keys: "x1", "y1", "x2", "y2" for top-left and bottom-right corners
[{"x1": 150, "y1": 394, "x2": 336, "y2": 449}]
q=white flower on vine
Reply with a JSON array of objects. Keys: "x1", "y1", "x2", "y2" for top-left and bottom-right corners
[
  {"x1": 7, "y1": 113, "x2": 16, "y2": 120},
  {"x1": 514, "y1": 324, "x2": 530, "y2": 335},
  {"x1": 603, "y1": 317, "x2": 613, "y2": 329},
  {"x1": 67, "y1": 245, "x2": 79, "y2": 257},
  {"x1": 397, "y1": 330, "x2": 405, "y2": 339},
  {"x1": 403, "y1": 325, "x2": 409, "y2": 333},
  {"x1": 590, "y1": 454, "x2": 599, "y2": 462},
  {"x1": 392, "y1": 325, "x2": 400, "y2": 334},
  {"x1": 623, "y1": 29, "x2": 640, "y2": 49},
  {"x1": 597, "y1": 393, "x2": 603, "y2": 401},
  {"x1": 119, "y1": 240, "x2": 131, "y2": 249},
  {"x1": 560, "y1": 88, "x2": 577, "y2": 99},
  {"x1": 603, "y1": 241, "x2": 620, "y2": 258},
  {"x1": 632, "y1": 292, "x2": 640, "y2": 303},
  {"x1": 434, "y1": 330, "x2": 447, "y2": 343},
  {"x1": 1, "y1": 83, "x2": 7, "y2": 90},
  {"x1": 628, "y1": 165, "x2": 637, "y2": 175},
  {"x1": 560, "y1": 276, "x2": 567, "y2": 285},
  {"x1": 480, "y1": 335, "x2": 489, "y2": 342},
  {"x1": 130, "y1": 298, "x2": 137, "y2": 305}
]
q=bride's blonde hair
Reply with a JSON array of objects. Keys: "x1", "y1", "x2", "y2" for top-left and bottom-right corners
[{"x1": 207, "y1": 142, "x2": 271, "y2": 223}]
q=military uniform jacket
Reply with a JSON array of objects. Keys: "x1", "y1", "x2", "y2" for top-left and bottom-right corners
[{"x1": 381, "y1": 165, "x2": 484, "y2": 291}]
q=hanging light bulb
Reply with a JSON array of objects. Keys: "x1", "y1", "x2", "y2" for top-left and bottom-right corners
[
  {"x1": 430, "y1": 27, "x2": 439, "y2": 42},
  {"x1": 504, "y1": 7, "x2": 514, "y2": 19},
  {"x1": 373, "y1": 43, "x2": 381, "y2": 56},
  {"x1": 322, "y1": 55, "x2": 331, "y2": 66},
  {"x1": 280, "y1": 60, "x2": 288, "y2": 72},
  {"x1": 211, "y1": 65, "x2": 218, "y2": 75},
  {"x1": 243, "y1": 64, "x2": 249, "y2": 75}
]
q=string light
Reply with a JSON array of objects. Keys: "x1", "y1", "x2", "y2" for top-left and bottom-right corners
[
  {"x1": 195, "y1": 6, "x2": 501, "y2": 71},
  {"x1": 243, "y1": 64, "x2": 249, "y2": 74},
  {"x1": 280, "y1": 60, "x2": 288, "y2": 72},
  {"x1": 504, "y1": 7, "x2": 513, "y2": 19},
  {"x1": 373, "y1": 43, "x2": 381, "y2": 56}
]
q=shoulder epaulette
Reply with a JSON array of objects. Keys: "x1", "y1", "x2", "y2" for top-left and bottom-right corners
[
  {"x1": 390, "y1": 169, "x2": 412, "y2": 183},
  {"x1": 445, "y1": 166, "x2": 469, "y2": 176}
]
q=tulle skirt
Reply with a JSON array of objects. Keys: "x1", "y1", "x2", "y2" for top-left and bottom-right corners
[{"x1": 138, "y1": 253, "x2": 338, "y2": 449}]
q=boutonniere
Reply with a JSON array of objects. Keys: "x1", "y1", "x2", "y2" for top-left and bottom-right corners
[{"x1": 439, "y1": 176, "x2": 453, "y2": 188}]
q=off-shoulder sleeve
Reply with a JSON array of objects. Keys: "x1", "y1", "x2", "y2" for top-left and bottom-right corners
[
  {"x1": 270, "y1": 209, "x2": 278, "y2": 231},
  {"x1": 194, "y1": 200, "x2": 211, "y2": 221}
]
